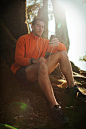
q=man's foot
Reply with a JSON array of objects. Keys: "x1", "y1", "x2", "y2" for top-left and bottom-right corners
[
  {"x1": 65, "y1": 85, "x2": 78, "y2": 95},
  {"x1": 51, "y1": 105, "x2": 69, "y2": 124},
  {"x1": 65, "y1": 85, "x2": 86, "y2": 101}
]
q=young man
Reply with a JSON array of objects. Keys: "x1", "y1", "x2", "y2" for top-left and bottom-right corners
[{"x1": 11, "y1": 17, "x2": 75, "y2": 123}]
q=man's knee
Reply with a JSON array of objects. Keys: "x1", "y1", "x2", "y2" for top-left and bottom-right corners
[
  {"x1": 38, "y1": 62, "x2": 48, "y2": 74},
  {"x1": 58, "y1": 50, "x2": 67, "y2": 58}
]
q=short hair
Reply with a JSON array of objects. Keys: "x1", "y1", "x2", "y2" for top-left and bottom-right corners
[{"x1": 32, "y1": 16, "x2": 44, "y2": 25}]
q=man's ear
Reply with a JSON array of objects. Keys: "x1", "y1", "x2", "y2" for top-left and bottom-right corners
[{"x1": 31, "y1": 25, "x2": 34, "y2": 30}]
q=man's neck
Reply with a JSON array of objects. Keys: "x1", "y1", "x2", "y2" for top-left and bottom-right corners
[{"x1": 32, "y1": 31, "x2": 40, "y2": 37}]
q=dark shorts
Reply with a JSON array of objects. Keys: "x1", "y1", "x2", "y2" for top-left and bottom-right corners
[{"x1": 15, "y1": 66, "x2": 28, "y2": 85}]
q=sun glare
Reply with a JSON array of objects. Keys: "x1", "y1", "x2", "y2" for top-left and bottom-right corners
[{"x1": 57, "y1": 0, "x2": 86, "y2": 70}]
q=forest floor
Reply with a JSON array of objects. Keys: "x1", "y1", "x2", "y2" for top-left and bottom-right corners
[{"x1": 0, "y1": 57, "x2": 86, "y2": 129}]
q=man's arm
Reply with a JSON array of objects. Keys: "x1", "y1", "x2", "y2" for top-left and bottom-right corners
[
  {"x1": 49, "y1": 38, "x2": 59, "y2": 47},
  {"x1": 15, "y1": 36, "x2": 30, "y2": 66},
  {"x1": 46, "y1": 38, "x2": 66, "y2": 53}
]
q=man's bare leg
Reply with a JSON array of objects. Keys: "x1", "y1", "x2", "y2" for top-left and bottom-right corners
[
  {"x1": 25, "y1": 51, "x2": 74, "y2": 108},
  {"x1": 46, "y1": 51, "x2": 74, "y2": 87},
  {"x1": 37, "y1": 62, "x2": 59, "y2": 108},
  {"x1": 25, "y1": 61, "x2": 58, "y2": 108}
]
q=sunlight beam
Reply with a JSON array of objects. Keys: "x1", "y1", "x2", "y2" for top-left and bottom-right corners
[{"x1": 59, "y1": 0, "x2": 86, "y2": 70}]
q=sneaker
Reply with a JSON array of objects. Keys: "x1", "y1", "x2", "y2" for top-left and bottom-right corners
[
  {"x1": 65, "y1": 85, "x2": 86, "y2": 101},
  {"x1": 65, "y1": 85, "x2": 78, "y2": 95},
  {"x1": 51, "y1": 105, "x2": 69, "y2": 124}
]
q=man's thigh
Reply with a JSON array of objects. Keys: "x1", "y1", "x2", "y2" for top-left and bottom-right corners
[
  {"x1": 25, "y1": 63, "x2": 39, "y2": 83},
  {"x1": 46, "y1": 51, "x2": 62, "y2": 74},
  {"x1": 15, "y1": 66, "x2": 28, "y2": 84},
  {"x1": 15, "y1": 64, "x2": 38, "y2": 84},
  {"x1": 25, "y1": 51, "x2": 62, "y2": 82},
  {"x1": 16, "y1": 51, "x2": 63, "y2": 83}
]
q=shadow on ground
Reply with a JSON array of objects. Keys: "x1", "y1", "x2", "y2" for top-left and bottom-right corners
[{"x1": 0, "y1": 58, "x2": 86, "y2": 129}]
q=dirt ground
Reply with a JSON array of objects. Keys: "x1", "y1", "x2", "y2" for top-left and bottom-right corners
[{"x1": 0, "y1": 57, "x2": 86, "y2": 129}]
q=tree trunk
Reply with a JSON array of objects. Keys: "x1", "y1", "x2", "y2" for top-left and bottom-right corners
[
  {"x1": 38, "y1": 0, "x2": 48, "y2": 39},
  {"x1": 51, "y1": 0, "x2": 69, "y2": 52},
  {"x1": 0, "y1": 0, "x2": 28, "y2": 39}
]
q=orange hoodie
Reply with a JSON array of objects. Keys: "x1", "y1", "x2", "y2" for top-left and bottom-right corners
[{"x1": 11, "y1": 32, "x2": 66, "y2": 74}]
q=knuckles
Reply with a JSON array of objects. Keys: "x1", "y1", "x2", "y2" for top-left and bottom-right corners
[{"x1": 39, "y1": 57, "x2": 46, "y2": 62}]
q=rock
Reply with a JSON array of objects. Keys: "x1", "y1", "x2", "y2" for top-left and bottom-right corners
[
  {"x1": 0, "y1": 19, "x2": 16, "y2": 67},
  {"x1": 71, "y1": 61, "x2": 80, "y2": 73}
]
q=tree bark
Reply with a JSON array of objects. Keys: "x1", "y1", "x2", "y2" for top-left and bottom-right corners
[
  {"x1": 51, "y1": 0, "x2": 69, "y2": 52},
  {"x1": 38, "y1": 0, "x2": 48, "y2": 39},
  {"x1": 0, "y1": 0, "x2": 28, "y2": 39}
]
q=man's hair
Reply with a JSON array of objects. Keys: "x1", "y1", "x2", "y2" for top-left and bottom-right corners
[{"x1": 32, "y1": 16, "x2": 44, "y2": 25}]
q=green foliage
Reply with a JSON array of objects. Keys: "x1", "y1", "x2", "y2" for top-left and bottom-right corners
[{"x1": 79, "y1": 53, "x2": 86, "y2": 62}]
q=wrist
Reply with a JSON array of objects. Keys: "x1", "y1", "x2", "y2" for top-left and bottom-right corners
[{"x1": 30, "y1": 58, "x2": 35, "y2": 64}]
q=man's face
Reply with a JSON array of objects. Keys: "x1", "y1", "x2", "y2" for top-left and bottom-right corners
[{"x1": 32, "y1": 20, "x2": 44, "y2": 37}]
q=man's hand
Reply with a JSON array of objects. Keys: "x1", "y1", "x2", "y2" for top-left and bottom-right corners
[
  {"x1": 49, "y1": 38, "x2": 59, "y2": 47},
  {"x1": 33, "y1": 57, "x2": 47, "y2": 64}
]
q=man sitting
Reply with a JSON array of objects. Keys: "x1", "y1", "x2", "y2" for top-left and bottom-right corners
[{"x1": 11, "y1": 17, "x2": 76, "y2": 123}]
